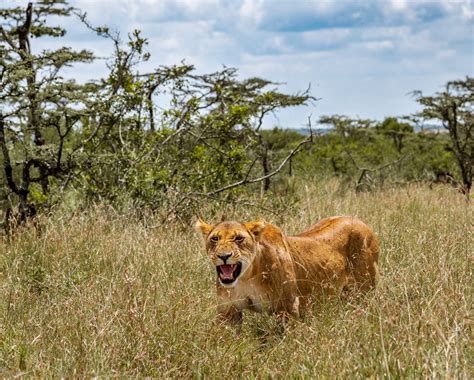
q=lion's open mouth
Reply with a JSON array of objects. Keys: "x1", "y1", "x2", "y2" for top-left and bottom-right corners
[{"x1": 216, "y1": 262, "x2": 242, "y2": 284}]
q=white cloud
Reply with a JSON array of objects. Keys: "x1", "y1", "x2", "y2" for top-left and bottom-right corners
[
  {"x1": 460, "y1": 2, "x2": 474, "y2": 20},
  {"x1": 360, "y1": 40, "x2": 395, "y2": 51},
  {"x1": 239, "y1": 0, "x2": 264, "y2": 25},
  {"x1": 1, "y1": 0, "x2": 472, "y2": 123},
  {"x1": 390, "y1": 0, "x2": 408, "y2": 11}
]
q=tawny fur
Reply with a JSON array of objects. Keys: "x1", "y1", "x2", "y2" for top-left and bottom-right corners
[{"x1": 196, "y1": 216, "x2": 379, "y2": 326}]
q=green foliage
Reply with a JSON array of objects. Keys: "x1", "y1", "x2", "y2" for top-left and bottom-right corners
[
  {"x1": 0, "y1": 2, "x2": 312, "y2": 224},
  {"x1": 0, "y1": 1, "x2": 106, "y2": 221},
  {"x1": 76, "y1": 56, "x2": 312, "y2": 219},
  {"x1": 376, "y1": 117, "x2": 414, "y2": 152},
  {"x1": 414, "y1": 77, "x2": 473, "y2": 194},
  {"x1": 284, "y1": 116, "x2": 458, "y2": 190}
]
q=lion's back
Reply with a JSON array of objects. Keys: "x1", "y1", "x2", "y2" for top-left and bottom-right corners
[{"x1": 294, "y1": 216, "x2": 380, "y2": 291}]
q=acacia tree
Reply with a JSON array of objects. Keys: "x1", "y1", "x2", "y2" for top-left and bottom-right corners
[
  {"x1": 317, "y1": 115, "x2": 412, "y2": 191},
  {"x1": 0, "y1": 1, "x2": 158, "y2": 224},
  {"x1": 376, "y1": 117, "x2": 414, "y2": 153},
  {"x1": 414, "y1": 77, "x2": 473, "y2": 195},
  {"x1": 0, "y1": 1, "x2": 107, "y2": 223}
]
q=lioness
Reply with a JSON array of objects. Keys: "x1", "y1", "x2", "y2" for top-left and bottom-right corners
[{"x1": 196, "y1": 216, "x2": 379, "y2": 326}]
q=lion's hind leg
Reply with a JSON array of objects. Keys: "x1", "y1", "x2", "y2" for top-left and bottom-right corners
[
  {"x1": 347, "y1": 228, "x2": 380, "y2": 292},
  {"x1": 355, "y1": 243, "x2": 379, "y2": 291}
]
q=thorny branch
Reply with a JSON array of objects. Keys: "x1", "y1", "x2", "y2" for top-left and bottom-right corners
[{"x1": 200, "y1": 127, "x2": 313, "y2": 197}]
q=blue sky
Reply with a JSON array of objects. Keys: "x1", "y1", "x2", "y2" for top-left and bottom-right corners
[{"x1": 3, "y1": 0, "x2": 474, "y2": 128}]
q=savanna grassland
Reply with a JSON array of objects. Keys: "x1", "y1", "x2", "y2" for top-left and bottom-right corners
[{"x1": 0, "y1": 182, "x2": 472, "y2": 378}]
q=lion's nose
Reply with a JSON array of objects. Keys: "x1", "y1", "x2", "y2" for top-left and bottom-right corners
[{"x1": 217, "y1": 253, "x2": 232, "y2": 263}]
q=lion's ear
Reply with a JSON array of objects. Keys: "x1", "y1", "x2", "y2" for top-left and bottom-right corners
[
  {"x1": 244, "y1": 220, "x2": 266, "y2": 240},
  {"x1": 195, "y1": 218, "x2": 213, "y2": 238}
]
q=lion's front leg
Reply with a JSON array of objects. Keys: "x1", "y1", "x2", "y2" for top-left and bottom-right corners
[
  {"x1": 217, "y1": 304, "x2": 243, "y2": 332},
  {"x1": 267, "y1": 296, "x2": 298, "y2": 335},
  {"x1": 216, "y1": 286, "x2": 244, "y2": 330},
  {"x1": 269, "y1": 293, "x2": 300, "y2": 334},
  {"x1": 274, "y1": 295, "x2": 300, "y2": 318},
  {"x1": 272, "y1": 268, "x2": 300, "y2": 319}
]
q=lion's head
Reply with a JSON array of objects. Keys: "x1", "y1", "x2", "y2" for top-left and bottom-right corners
[{"x1": 195, "y1": 219, "x2": 266, "y2": 287}]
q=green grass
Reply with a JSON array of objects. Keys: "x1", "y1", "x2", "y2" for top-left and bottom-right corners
[{"x1": 0, "y1": 182, "x2": 472, "y2": 377}]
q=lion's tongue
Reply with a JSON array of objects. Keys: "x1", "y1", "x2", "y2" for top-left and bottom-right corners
[{"x1": 220, "y1": 264, "x2": 236, "y2": 279}]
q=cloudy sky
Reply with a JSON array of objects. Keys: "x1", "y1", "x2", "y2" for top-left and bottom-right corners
[{"x1": 3, "y1": 0, "x2": 474, "y2": 128}]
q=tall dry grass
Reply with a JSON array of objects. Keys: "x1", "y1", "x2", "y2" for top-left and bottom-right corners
[{"x1": 0, "y1": 182, "x2": 472, "y2": 377}]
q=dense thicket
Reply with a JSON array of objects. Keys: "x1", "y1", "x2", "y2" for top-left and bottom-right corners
[
  {"x1": 286, "y1": 116, "x2": 459, "y2": 192},
  {"x1": 1, "y1": 2, "x2": 472, "y2": 229},
  {"x1": 0, "y1": 1, "x2": 312, "y2": 225}
]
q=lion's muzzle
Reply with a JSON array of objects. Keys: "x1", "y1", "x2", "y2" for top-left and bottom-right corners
[{"x1": 216, "y1": 262, "x2": 242, "y2": 284}]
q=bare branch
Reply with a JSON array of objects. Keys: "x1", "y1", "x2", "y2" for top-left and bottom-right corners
[{"x1": 201, "y1": 134, "x2": 312, "y2": 196}]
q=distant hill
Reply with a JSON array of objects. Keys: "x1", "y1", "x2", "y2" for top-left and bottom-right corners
[
  {"x1": 291, "y1": 127, "x2": 332, "y2": 136},
  {"x1": 289, "y1": 123, "x2": 445, "y2": 136},
  {"x1": 414, "y1": 123, "x2": 446, "y2": 133}
]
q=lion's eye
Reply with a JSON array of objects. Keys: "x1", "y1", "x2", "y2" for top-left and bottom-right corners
[
  {"x1": 210, "y1": 235, "x2": 219, "y2": 243},
  {"x1": 234, "y1": 235, "x2": 244, "y2": 243}
]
